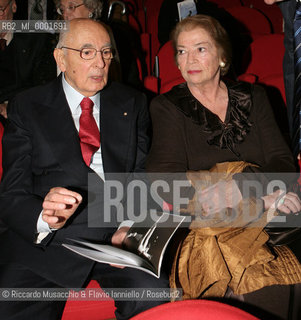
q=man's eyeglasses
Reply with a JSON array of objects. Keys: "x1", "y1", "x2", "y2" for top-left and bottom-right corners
[
  {"x1": 60, "y1": 46, "x2": 114, "y2": 60},
  {"x1": 0, "y1": 0, "x2": 13, "y2": 16},
  {"x1": 57, "y1": 2, "x2": 84, "y2": 15}
]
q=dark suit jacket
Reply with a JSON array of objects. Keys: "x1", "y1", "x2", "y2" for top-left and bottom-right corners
[
  {"x1": 278, "y1": 0, "x2": 297, "y2": 156},
  {"x1": 14, "y1": 0, "x2": 57, "y2": 20},
  {"x1": 0, "y1": 75, "x2": 150, "y2": 287},
  {"x1": 147, "y1": 82, "x2": 295, "y2": 174},
  {"x1": 0, "y1": 32, "x2": 57, "y2": 103}
]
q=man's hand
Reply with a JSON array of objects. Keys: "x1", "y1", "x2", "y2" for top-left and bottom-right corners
[
  {"x1": 111, "y1": 226, "x2": 130, "y2": 248},
  {"x1": 42, "y1": 187, "x2": 82, "y2": 230},
  {"x1": 110, "y1": 226, "x2": 130, "y2": 269}
]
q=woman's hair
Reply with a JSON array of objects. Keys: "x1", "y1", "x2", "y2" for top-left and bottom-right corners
[
  {"x1": 171, "y1": 14, "x2": 232, "y2": 76},
  {"x1": 83, "y1": 0, "x2": 103, "y2": 19},
  {"x1": 55, "y1": 0, "x2": 103, "y2": 19}
]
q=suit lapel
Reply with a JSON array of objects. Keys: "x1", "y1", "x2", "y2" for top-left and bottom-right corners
[
  {"x1": 36, "y1": 79, "x2": 132, "y2": 182},
  {"x1": 35, "y1": 76, "x2": 100, "y2": 185},
  {"x1": 99, "y1": 83, "x2": 133, "y2": 175}
]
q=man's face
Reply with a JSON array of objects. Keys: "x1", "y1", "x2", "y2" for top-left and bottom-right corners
[
  {"x1": 0, "y1": 0, "x2": 16, "y2": 21},
  {"x1": 59, "y1": 0, "x2": 91, "y2": 21},
  {"x1": 55, "y1": 19, "x2": 112, "y2": 97}
]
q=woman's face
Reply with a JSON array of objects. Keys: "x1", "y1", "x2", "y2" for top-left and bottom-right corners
[
  {"x1": 176, "y1": 27, "x2": 222, "y2": 87},
  {"x1": 59, "y1": 0, "x2": 91, "y2": 20}
]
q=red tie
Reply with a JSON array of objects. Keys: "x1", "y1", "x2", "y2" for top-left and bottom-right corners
[
  {"x1": 0, "y1": 38, "x2": 6, "y2": 51},
  {"x1": 79, "y1": 97, "x2": 100, "y2": 166}
]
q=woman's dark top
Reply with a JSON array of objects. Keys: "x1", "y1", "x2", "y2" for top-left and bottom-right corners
[
  {"x1": 147, "y1": 80, "x2": 301, "y2": 263},
  {"x1": 147, "y1": 81, "x2": 296, "y2": 175}
]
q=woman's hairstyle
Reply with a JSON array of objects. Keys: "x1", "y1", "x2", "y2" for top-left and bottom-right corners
[
  {"x1": 55, "y1": 0, "x2": 103, "y2": 19},
  {"x1": 171, "y1": 14, "x2": 232, "y2": 76},
  {"x1": 83, "y1": 0, "x2": 103, "y2": 19}
]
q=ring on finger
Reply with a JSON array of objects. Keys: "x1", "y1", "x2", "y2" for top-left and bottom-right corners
[{"x1": 277, "y1": 195, "x2": 286, "y2": 206}]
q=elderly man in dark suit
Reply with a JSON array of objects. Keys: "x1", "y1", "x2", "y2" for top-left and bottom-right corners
[{"x1": 0, "y1": 18, "x2": 169, "y2": 320}]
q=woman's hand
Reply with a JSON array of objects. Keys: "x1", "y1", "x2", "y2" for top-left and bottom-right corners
[{"x1": 262, "y1": 189, "x2": 301, "y2": 214}]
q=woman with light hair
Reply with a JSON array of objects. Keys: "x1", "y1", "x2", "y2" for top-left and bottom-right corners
[
  {"x1": 55, "y1": 0, "x2": 103, "y2": 20},
  {"x1": 147, "y1": 14, "x2": 301, "y2": 319}
]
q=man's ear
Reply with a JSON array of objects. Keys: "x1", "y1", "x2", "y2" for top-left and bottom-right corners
[{"x1": 54, "y1": 48, "x2": 66, "y2": 73}]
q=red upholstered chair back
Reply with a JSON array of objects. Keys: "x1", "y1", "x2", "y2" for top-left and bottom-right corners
[
  {"x1": 226, "y1": 6, "x2": 272, "y2": 40},
  {"x1": 242, "y1": 0, "x2": 284, "y2": 33},
  {"x1": 209, "y1": 0, "x2": 244, "y2": 9},
  {"x1": 124, "y1": 0, "x2": 142, "y2": 34},
  {"x1": 143, "y1": 0, "x2": 165, "y2": 70},
  {"x1": 156, "y1": 40, "x2": 184, "y2": 93},
  {"x1": 259, "y1": 74, "x2": 286, "y2": 103},
  {"x1": 238, "y1": 73, "x2": 286, "y2": 104},
  {"x1": 241, "y1": 33, "x2": 285, "y2": 79},
  {"x1": 160, "y1": 77, "x2": 185, "y2": 94},
  {"x1": 143, "y1": 40, "x2": 184, "y2": 94},
  {"x1": 130, "y1": 300, "x2": 259, "y2": 320}
]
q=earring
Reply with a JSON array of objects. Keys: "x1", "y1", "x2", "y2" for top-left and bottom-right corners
[
  {"x1": 88, "y1": 12, "x2": 93, "y2": 18},
  {"x1": 220, "y1": 61, "x2": 226, "y2": 68}
]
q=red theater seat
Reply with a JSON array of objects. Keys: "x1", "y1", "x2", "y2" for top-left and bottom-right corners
[
  {"x1": 130, "y1": 299, "x2": 259, "y2": 320},
  {"x1": 143, "y1": 40, "x2": 184, "y2": 94},
  {"x1": 242, "y1": 0, "x2": 284, "y2": 33},
  {"x1": 156, "y1": 41, "x2": 182, "y2": 85},
  {"x1": 240, "y1": 33, "x2": 285, "y2": 79},
  {"x1": 143, "y1": 0, "x2": 165, "y2": 69},
  {"x1": 160, "y1": 77, "x2": 185, "y2": 94},
  {"x1": 259, "y1": 74, "x2": 286, "y2": 103},
  {"x1": 210, "y1": 0, "x2": 243, "y2": 9},
  {"x1": 226, "y1": 6, "x2": 272, "y2": 40},
  {"x1": 61, "y1": 281, "x2": 116, "y2": 320}
]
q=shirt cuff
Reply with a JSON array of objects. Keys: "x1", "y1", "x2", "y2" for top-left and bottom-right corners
[
  {"x1": 35, "y1": 211, "x2": 58, "y2": 244},
  {"x1": 37, "y1": 211, "x2": 52, "y2": 233}
]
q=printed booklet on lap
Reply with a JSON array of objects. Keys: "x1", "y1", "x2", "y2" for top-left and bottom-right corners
[{"x1": 63, "y1": 212, "x2": 185, "y2": 278}]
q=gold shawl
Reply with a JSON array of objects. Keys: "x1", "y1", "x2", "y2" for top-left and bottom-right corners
[{"x1": 170, "y1": 162, "x2": 301, "y2": 299}]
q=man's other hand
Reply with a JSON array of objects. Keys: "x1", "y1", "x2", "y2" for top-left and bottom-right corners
[
  {"x1": 111, "y1": 226, "x2": 130, "y2": 248},
  {"x1": 110, "y1": 226, "x2": 130, "y2": 269}
]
